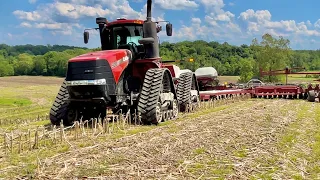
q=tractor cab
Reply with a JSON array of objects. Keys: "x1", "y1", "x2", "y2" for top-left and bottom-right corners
[
  {"x1": 105, "y1": 19, "x2": 146, "y2": 60},
  {"x1": 83, "y1": 17, "x2": 172, "y2": 60}
]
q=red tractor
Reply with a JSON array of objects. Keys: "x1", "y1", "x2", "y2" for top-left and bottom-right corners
[{"x1": 49, "y1": 0, "x2": 200, "y2": 126}]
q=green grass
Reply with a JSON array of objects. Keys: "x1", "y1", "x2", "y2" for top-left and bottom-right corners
[
  {"x1": 234, "y1": 148, "x2": 248, "y2": 158},
  {"x1": 0, "y1": 98, "x2": 32, "y2": 107},
  {"x1": 287, "y1": 76, "x2": 318, "y2": 84},
  {"x1": 219, "y1": 76, "x2": 239, "y2": 83},
  {"x1": 193, "y1": 147, "x2": 207, "y2": 155}
]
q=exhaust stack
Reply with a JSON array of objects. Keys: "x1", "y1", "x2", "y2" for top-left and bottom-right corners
[{"x1": 146, "y1": 0, "x2": 152, "y2": 22}]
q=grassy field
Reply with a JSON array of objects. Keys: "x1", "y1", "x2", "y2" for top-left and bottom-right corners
[
  {"x1": 1, "y1": 76, "x2": 320, "y2": 179},
  {"x1": 0, "y1": 76, "x2": 63, "y2": 129},
  {"x1": 218, "y1": 76, "x2": 240, "y2": 84},
  {"x1": 286, "y1": 70, "x2": 320, "y2": 84}
]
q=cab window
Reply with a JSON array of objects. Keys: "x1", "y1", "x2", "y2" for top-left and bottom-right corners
[{"x1": 110, "y1": 25, "x2": 143, "y2": 49}]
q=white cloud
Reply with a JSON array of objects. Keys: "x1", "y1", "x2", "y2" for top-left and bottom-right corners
[
  {"x1": 53, "y1": 2, "x2": 113, "y2": 19},
  {"x1": 20, "y1": 22, "x2": 32, "y2": 28},
  {"x1": 314, "y1": 20, "x2": 320, "y2": 29},
  {"x1": 34, "y1": 22, "x2": 79, "y2": 30},
  {"x1": 239, "y1": 9, "x2": 271, "y2": 22},
  {"x1": 191, "y1": 18, "x2": 201, "y2": 24},
  {"x1": 13, "y1": 10, "x2": 42, "y2": 21},
  {"x1": 238, "y1": 9, "x2": 320, "y2": 38},
  {"x1": 199, "y1": 0, "x2": 236, "y2": 33},
  {"x1": 155, "y1": 0, "x2": 199, "y2": 10}
]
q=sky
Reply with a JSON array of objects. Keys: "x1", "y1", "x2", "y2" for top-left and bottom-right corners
[{"x1": 1, "y1": 0, "x2": 320, "y2": 50}]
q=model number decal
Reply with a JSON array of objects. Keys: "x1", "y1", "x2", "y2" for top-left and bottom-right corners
[{"x1": 111, "y1": 55, "x2": 129, "y2": 69}]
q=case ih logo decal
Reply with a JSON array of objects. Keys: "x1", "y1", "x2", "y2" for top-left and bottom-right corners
[
  {"x1": 84, "y1": 69, "x2": 93, "y2": 73},
  {"x1": 111, "y1": 55, "x2": 129, "y2": 69}
]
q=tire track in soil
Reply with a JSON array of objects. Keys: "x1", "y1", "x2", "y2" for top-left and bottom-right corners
[{"x1": 35, "y1": 99, "x2": 298, "y2": 179}]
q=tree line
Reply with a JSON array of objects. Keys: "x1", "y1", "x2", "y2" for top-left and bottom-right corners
[
  {"x1": 1, "y1": 34, "x2": 320, "y2": 82},
  {"x1": 161, "y1": 34, "x2": 320, "y2": 82}
]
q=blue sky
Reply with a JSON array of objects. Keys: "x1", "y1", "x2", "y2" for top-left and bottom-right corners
[{"x1": 1, "y1": 0, "x2": 320, "y2": 50}]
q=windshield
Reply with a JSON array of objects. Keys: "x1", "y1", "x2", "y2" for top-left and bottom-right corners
[
  {"x1": 127, "y1": 36, "x2": 141, "y2": 45},
  {"x1": 109, "y1": 24, "x2": 143, "y2": 49}
]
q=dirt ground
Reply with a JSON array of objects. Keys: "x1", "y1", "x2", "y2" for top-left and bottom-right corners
[
  {"x1": 28, "y1": 98, "x2": 319, "y2": 179},
  {"x1": 0, "y1": 76, "x2": 64, "y2": 86}
]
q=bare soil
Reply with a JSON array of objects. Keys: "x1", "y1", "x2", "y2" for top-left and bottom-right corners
[
  {"x1": 0, "y1": 76, "x2": 64, "y2": 86},
  {"x1": 30, "y1": 99, "x2": 311, "y2": 179}
]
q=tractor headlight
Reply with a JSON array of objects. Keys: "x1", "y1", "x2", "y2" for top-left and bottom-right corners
[
  {"x1": 93, "y1": 79, "x2": 107, "y2": 85},
  {"x1": 89, "y1": 79, "x2": 106, "y2": 85},
  {"x1": 66, "y1": 79, "x2": 107, "y2": 86}
]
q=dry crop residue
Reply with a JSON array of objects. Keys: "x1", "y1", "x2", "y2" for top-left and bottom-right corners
[{"x1": 34, "y1": 99, "x2": 303, "y2": 179}]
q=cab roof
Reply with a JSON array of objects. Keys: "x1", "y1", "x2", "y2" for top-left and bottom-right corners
[{"x1": 106, "y1": 18, "x2": 144, "y2": 27}]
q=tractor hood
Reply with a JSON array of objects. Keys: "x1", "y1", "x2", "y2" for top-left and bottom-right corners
[
  {"x1": 69, "y1": 49, "x2": 132, "y2": 64},
  {"x1": 66, "y1": 49, "x2": 132, "y2": 84}
]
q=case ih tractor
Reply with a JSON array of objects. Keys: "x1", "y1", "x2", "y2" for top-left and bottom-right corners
[{"x1": 49, "y1": 0, "x2": 200, "y2": 126}]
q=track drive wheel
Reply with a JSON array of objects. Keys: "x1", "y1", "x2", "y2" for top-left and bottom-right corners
[
  {"x1": 137, "y1": 68, "x2": 177, "y2": 125},
  {"x1": 49, "y1": 80, "x2": 76, "y2": 126},
  {"x1": 64, "y1": 107, "x2": 78, "y2": 126},
  {"x1": 176, "y1": 72, "x2": 199, "y2": 112},
  {"x1": 171, "y1": 99, "x2": 179, "y2": 119}
]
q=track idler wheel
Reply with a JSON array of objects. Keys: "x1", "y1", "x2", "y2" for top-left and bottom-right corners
[
  {"x1": 155, "y1": 102, "x2": 163, "y2": 124},
  {"x1": 64, "y1": 107, "x2": 78, "y2": 126},
  {"x1": 171, "y1": 99, "x2": 179, "y2": 119},
  {"x1": 137, "y1": 68, "x2": 178, "y2": 125},
  {"x1": 176, "y1": 72, "x2": 199, "y2": 113}
]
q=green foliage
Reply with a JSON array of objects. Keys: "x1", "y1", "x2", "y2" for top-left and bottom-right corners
[
  {"x1": 0, "y1": 61, "x2": 14, "y2": 76},
  {"x1": 14, "y1": 53, "x2": 34, "y2": 75},
  {"x1": 251, "y1": 34, "x2": 292, "y2": 82},
  {"x1": 0, "y1": 43, "x2": 88, "y2": 56},
  {"x1": 0, "y1": 34, "x2": 320, "y2": 82},
  {"x1": 0, "y1": 45, "x2": 94, "y2": 77},
  {"x1": 238, "y1": 58, "x2": 254, "y2": 82}
]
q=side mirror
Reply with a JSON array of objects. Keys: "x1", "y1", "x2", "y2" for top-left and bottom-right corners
[
  {"x1": 96, "y1": 17, "x2": 107, "y2": 25},
  {"x1": 166, "y1": 23, "x2": 172, "y2": 36},
  {"x1": 84, "y1": 31, "x2": 89, "y2": 44}
]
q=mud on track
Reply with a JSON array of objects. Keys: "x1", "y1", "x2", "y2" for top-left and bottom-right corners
[{"x1": 34, "y1": 99, "x2": 307, "y2": 179}]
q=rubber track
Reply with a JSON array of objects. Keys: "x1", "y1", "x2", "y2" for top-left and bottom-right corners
[
  {"x1": 49, "y1": 80, "x2": 70, "y2": 126},
  {"x1": 137, "y1": 68, "x2": 166, "y2": 124},
  {"x1": 176, "y1": 72, "x2": 193, "y2": 112}
]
